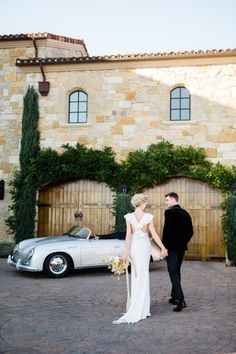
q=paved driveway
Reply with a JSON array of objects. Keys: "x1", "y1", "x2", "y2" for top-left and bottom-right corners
[{"x1": 0, "y1": 258, "x2": 235, "y2": 354}]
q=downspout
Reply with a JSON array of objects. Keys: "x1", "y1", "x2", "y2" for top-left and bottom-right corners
[
  {"x1": 30, "y1": 35, "x2": 50, "y2": 96},
  {"x1": 40, "y1": 63, "x2": 46, "y2": 82},
  {"x1": 32, "y1": 37, "x2": 38, "y2": 58}
]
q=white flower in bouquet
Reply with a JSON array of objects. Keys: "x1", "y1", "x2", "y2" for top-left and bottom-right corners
[{"x1": 102, "y1": 256, "x2": 130, "y2": 280}]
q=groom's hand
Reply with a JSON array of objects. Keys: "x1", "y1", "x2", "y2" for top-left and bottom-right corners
[{"x1": 161, "y1": 248, "x2": 168, "y2": 257}]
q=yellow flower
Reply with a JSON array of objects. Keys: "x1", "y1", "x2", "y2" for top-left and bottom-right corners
[{"x1": 102, "y1": 256, "x2": 130, "y2": 280}]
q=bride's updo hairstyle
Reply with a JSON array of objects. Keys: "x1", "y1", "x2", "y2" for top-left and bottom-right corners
[{"x1": 131, "y1": 193, "x2": 148, "y2": 208}]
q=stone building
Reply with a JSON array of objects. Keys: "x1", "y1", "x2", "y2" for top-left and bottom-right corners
[{"x1": 0, "y1": 33, "x2": 236, "y2": 248}]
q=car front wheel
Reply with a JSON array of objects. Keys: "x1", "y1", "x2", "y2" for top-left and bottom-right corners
[{"x1": 44, "y1": 253, "x2": 71, "y2": 278}]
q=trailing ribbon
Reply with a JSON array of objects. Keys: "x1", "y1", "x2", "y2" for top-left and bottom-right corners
[
  {"x1": 125, "y1": 267, "x2": 130, "y2": 312},
  {"x1": 125, "y1": 258, "x2": 138, "y2": 312}
]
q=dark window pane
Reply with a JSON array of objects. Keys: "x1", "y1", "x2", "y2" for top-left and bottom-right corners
[
  {"x1": 171, "y1": 110, "x2": 180, "y2": 120},
  {"x1": 70, "y1": 92, "x2": 79, "y2": 101},
  {"x1": 181, "y1": 110, "x2": 190, "y2": 120},
  {"x1": 69, "y1": 90, "x2": 88, "y2": 124},
  {"x1": 70, "y1": 102, "x2": 78, "y2": 112},
  {"x1": 180, "y1": 88, "x2": 189, "y2": 98},
  {"x1": 171, "y1": 88, "x2": 180, "y2": 98},
  {"x1": 79, "y1": 101, "x2": 87, "y2": 112},
  {"x1": 181, "y1": 98, "x2": 190, "y2": 109},
  {"x1": 69, "y1": 112, "x2": 78, "y2": 123},
  {"x1": 171, "y1": 99, "x2": 180, "y2": 109},
  {"x1": 79, "y1": 91, "x2": 87, "y2": 101},
  {"x1": 78, "y1": 112, "x2": 87, "y2": 123}
]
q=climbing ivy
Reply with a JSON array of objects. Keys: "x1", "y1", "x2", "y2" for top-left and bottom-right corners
[{"x1": 5, "y1": 140, "x2": 236, "y2": 240}]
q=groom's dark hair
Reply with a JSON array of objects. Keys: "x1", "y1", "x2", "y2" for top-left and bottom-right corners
[{"x1": 165, "y1": 192, "x2": 179, "y2": 202}]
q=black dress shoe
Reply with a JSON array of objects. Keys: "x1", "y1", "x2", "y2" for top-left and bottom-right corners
[
  {"x1": 173, "y1": 299, "x2": 187, "y2": 312},
  {"x1": 169, "y1": 298, "x2": 178, "y2": 305}
]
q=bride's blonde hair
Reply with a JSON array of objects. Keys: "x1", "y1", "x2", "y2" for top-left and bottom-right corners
[{"x1": 131, "y1": 193, "x2": 148, "y2": 208}]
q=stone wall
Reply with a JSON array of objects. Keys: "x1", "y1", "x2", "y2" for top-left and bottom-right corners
[
  {"x1": 0, "y1": 38, "x2": 86, "y2": 240},
  {"x1": 0, "y1": 40, "x2": 236, "y2": 241},
  {"x1": 35, "y1": 64, "x2": 236, "y2": 162}
]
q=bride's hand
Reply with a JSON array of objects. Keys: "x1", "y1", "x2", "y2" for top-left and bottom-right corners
[
  {"x1": 161, "y1": 248, "x2": 168, "y2": 257},
  {"x1": 122, "y1": 254, "x2": 128, "y2": 262}
]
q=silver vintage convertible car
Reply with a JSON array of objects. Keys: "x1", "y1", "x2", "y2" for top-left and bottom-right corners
[{"x1": 7, "y1": 226, "x2": 162, "y2": 278}]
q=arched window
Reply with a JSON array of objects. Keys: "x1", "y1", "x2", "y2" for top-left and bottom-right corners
[
  {"x1": 68, "y1": 90, "x2": 88, "y2": 123},
  {"x1": 170, "y1": 87, "x2": 190, "y2": 121}
]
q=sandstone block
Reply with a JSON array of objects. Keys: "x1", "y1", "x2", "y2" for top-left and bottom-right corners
[
  {"x1": 104, "y1": 76, "x2": 122, "y2": 83},
  {"x1": 9, "y1": 156, "x2": 19, "y2": 164},
  {"x1": 96, "y1": 115, "x2": 105, "y2": 123},
  {"x1": 204, "y1": 148, "x2": 218, "y2": 158},
  {"x1": 132, "y1": 103, "x2": 143, "y2": 112},
  {"x1": 121, "y1": 118, "x2": 135, "y2": 125},
  {"x1": 125, "y1": 92, "x2": 136, "y2": 100},
  {"x1": 5, "y1": 71, "x2": 16, "y2": 81},
  {"x1": 149, "y1": 121, "x2": 160, "y2": 129},
  {"x1": 182, "y1": 130, "x2": 192, "y2": 136},
  {"x1": 119, "y1": 101, "x2": 131, "y2": 109},
  {"x1": 112, "y1": 125, "x2": 123, "y2": 134},
  {"x1": 123, "y1": 125, "x2": 135, "y2": 134},
  {"x1": 217, "y1": 132, "x2": 236, "y2": 143}
]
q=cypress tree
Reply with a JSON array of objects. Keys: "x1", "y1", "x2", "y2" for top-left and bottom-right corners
[
  {"x1": 15, "y1": 86, "x2": 40, "y2": 242},
  {"x1": 114, "y1": 193, "x2": 133, "y2": 232},
  {"x1": 225, "y1": 194, "x2": 236, "y2": 266}
]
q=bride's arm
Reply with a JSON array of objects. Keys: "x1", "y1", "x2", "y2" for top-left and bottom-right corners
[
  {"x1": 149, "y1": 220, "x2": 168, "y2": 257},
  {"x1": 123, "y1": 220, "x2": 132, "y2": 261}
]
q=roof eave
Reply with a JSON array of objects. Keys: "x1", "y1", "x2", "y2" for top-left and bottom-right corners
[{"x1": 15, "y1": 50, "x2": 236, "y2": 66}]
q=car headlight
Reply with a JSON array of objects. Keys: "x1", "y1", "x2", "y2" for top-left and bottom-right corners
[
  {"x1": 23, "y1": 248, "x2": 35, "y2": 266},
  {"x1": 13, "y1": 244, "x2": 19, "y2": 254},
  {"x1": 26, "y1": 248, "x2": 35, "y2": 260}
]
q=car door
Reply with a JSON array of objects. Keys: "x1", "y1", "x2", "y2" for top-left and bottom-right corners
[{"x1": 80, "y1": 238, "x2": 124, "y2": 266}]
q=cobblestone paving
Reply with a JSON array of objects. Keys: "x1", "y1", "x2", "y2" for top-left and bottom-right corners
[{"x1": 0, "y1": 259, "x2": 235, "y2": 354}]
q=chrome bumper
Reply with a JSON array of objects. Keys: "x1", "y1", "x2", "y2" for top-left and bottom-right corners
[{"x1": 7, "y1": 255, "x2": 39, "y2": 272}]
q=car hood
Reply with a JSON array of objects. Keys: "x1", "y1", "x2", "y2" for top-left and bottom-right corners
[{"x1": 18, "y1": 236, "x2": 77, "y2": 251}]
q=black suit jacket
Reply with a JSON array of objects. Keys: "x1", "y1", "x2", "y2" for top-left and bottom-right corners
[{"x1": 162, "y1": 204, "x2": 193, "y2": 251}]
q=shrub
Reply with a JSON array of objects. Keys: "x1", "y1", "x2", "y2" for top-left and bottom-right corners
[
  {"x1": 114, "y1": 194, "x2": 133, "y2": 232},
  {"x1": 0, "y1": 242, "x2": 15, "y2": 258},
  {"x1": 224, "y1": 194, "x2": 236, "y2": 266}
]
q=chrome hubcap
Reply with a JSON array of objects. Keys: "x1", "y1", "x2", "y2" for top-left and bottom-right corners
[{"x1": 49, "y1": 255, "x2": 67, "y2": 275}]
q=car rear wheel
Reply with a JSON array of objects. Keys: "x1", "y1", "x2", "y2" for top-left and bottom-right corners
[{"x1": 44, "y1": 253, "x2": 71, "y2": 278}]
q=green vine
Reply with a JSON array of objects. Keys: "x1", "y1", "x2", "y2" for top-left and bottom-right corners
[{"x1": 5, "y1": 140, "x2": 236, "y2": 240}]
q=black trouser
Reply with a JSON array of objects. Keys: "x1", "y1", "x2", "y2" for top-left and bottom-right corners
[{"x1": 166, "y1": 249, "x2": 185, "y2": 301}]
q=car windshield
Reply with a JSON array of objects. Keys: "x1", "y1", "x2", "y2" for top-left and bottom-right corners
[{"x1": 63, "y1": 226, "x2": 90, "y2": 239}]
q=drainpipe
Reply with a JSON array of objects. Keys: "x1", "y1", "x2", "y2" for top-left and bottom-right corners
[
  {"x1": 32, "y1": 37, "x2": 38, "y2": 58},
  {"x1": 30, "y1": 35, "x2": 50, "y2": 96}
]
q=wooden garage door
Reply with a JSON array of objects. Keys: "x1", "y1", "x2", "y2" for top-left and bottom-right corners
[
  {"x1": 143, "y1": 177, "x2": 225, "y2": 260},
  {"x1": 37, "y1": 180, "x2": 115, "y2": 237}
]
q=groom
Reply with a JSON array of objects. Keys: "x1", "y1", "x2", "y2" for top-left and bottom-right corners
[{"x1": 162, "y1": 192, "x2": 193, "y2": 312}]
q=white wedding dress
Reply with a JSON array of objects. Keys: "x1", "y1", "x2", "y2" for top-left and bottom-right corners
[{"x1": 113, "y1": 212, "x2": 153, "y2": 324}]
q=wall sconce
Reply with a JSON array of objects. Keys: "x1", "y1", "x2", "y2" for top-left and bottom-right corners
[
  {"x1": 231, "y1": 181, "x2": 236, "y2": 195},
  {"x1": 38, "y1": 81, "x2": 50, "y2": 96},
  {"x1": 122, "y1": 183, "x2": 128, "y2": 194}
]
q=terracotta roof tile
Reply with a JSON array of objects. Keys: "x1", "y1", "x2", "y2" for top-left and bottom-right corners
[
  {"x1": 15, "y1": 48, "x2": 236, "y2": 66},
  {"x1": 0, "y1": 32, "x2": 86, "y2": 46}
]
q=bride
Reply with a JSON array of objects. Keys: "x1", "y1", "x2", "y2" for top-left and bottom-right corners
[{"x1": 113, "y1": 193, "x2": 168, "y2": 324}]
